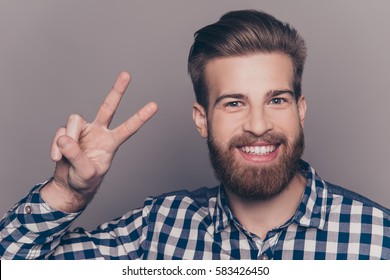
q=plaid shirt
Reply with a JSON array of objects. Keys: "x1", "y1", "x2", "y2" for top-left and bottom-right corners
[{"x1": 1, "y1": 161, "x2": 389, "y2": 259}]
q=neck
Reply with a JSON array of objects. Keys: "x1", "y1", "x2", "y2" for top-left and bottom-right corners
[{"x1": 225, "y1": 173, "x2": 307, "y2": 240}]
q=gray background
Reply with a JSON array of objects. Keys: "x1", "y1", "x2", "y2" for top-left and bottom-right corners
[{"x1": 0, "y1": 0, "x2": 389, "y2": 230}]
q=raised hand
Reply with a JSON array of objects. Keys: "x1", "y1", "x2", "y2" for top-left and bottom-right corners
[{"x1": 41, "y1": 72, "x2": 158, "y2": 212}]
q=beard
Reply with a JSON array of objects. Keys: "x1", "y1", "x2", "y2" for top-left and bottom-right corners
[{"x1": 207, "y1": 126, "x2": 305, "y2": 201}]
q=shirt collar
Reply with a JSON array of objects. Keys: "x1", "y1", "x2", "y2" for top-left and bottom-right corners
[
  {"x1": 213, "y1": 186, "x2": 234, "y2": 232},
  {"x1": 212, "y1": 160, "x2": 328, "y2": 233},
  {"x1": 293, "y1": 160, "x2": 328, "y2": 230}
]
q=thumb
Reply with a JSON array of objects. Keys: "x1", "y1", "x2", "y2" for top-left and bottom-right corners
[{"x1": 57, "y1": 135, "x2": 96, "y2": 180}]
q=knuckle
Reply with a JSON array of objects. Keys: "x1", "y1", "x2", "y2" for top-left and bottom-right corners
[
  {"x1": 135, "y1": 111, "x2": 147, "y2": 123},
  {"x1": 68, "y1": 113, "x2": 82, "y2": 123},
  {"x1": 100, "y1": 101, "x2": 114, "y2": 114},
  {"x1": 124, "y1": 119, "x2": 136, "y2": 134},
  {"x1": 56, "y1": 126, "x2": 66, "y2": 136}
]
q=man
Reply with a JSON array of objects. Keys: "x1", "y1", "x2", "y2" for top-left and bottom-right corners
[{"x1": 0, "y1": 10, "x2": 389, "y2": 260}]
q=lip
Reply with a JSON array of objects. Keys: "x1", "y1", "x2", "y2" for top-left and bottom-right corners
[{"x1": 236, "y1": 143, "x2": 281, "y2": 163}]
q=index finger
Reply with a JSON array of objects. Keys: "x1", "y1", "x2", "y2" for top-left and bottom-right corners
[
  {"x1": 94, "y1": 71, "x2": 131, "y2": 127},
  {"x1": 112, "y1": 101, "x2": 158, "y2": 146}
]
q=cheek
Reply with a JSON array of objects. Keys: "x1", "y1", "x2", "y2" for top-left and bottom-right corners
[
  {"x1": 270, "y1": 110, "x2": 301, "y2": 134},
  {"x1": 210, "y1": 114, "x2": 243, "y2": 140}
]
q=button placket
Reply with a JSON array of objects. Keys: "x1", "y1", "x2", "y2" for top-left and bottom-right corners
[{"x1": 258, "y1": 230, "x2": 282, "y2": 260}]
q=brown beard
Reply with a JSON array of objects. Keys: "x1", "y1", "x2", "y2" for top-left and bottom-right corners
[{"x1": 207, "y1": 126, "x2": 305, "y2": 201}]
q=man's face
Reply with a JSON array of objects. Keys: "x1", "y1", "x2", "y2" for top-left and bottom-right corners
[{"x1": 193, "y1": 53, "x2": 307, "y2": 200}]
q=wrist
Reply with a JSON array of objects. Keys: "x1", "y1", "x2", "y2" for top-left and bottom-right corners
[{"x1": 40, "y1": 178, "x2": 94, "y2": 213}]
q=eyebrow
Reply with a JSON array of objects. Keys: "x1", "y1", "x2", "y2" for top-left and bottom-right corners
[
  {"x1": 214, "y1": 93, "x2": 248, "y2": 107},
  {"x1": 213, "y1": 89, "x2": 295, "y2": 108},
  {"x1": 265, "y1": 89, "x2": 295, "y2": 99}
]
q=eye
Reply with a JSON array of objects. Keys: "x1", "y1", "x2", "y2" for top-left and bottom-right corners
[
  {"x1": 221, "y1": 100, "x2": 245, "y2": 112},
  {"x1": 269, "y1": 98, "x2": 286, "y2": 105},
  {"x1": 225, "y1": 101, "x2": 243, "y2": 107}
]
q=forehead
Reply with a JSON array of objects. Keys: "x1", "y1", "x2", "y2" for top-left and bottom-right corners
[{"x1": 205, "y1": 53, "x2": 294, "y2": 97}]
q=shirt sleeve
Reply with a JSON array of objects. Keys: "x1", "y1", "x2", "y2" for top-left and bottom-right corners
[{"x1": 0, "y1": 181, "x2": 153, "y2": 259}]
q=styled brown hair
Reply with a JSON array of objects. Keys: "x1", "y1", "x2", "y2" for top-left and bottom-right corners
[{"x1": 188, "y1": 10, "x2": 307, "y2": 110}]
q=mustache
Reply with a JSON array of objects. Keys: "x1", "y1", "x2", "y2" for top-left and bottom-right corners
[{"x1": 228, "y1": 132, "x2": 288, "y2": 148}]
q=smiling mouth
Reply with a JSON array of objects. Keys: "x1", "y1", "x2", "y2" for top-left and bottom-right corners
[{"x1": 239, "y1": 144, "x2": 278, "y2": 155}]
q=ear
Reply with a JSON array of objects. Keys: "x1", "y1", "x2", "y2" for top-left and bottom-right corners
[
  {"x1": 193, "y1": 103, "x2": 208, "y2": 138},
  {"x1": 297, "y1": 95, "x2": 307, "y2": 127}
]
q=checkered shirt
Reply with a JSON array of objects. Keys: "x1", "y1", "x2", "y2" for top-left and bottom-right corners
[{"x1": 1, "y1": 160, "x2": 389, "y2": 259}]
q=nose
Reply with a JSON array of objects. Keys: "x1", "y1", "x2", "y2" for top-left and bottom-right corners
[{"x1": 242, "y1": 107, "x2": 273, "y2": 136}]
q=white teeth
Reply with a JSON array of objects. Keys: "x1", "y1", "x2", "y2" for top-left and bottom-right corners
[{"x1": 241, "y1": 145, "x2": 276, "y2": 155}]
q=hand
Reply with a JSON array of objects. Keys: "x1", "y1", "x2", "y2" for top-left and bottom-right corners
[{"x1": 41, "y1": 72, "x2": 158, "y2": 212}]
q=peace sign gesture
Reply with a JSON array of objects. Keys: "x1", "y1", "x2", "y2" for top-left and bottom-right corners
[{"x1": 41, "y1": 72, "x2": 158, "y2": 213}]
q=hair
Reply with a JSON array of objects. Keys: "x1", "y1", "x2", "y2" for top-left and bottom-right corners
[{"x1": 188, "y1": 9, "x2": 307, "y2": 110}]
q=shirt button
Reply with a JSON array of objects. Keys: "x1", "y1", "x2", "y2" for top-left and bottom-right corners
[
  {"x1": 260, "y1": 254, "x2": 269, "y2": 260},
  {"x1": 25, "y1": 205, "x2": 32, "y2": 214}
]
